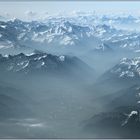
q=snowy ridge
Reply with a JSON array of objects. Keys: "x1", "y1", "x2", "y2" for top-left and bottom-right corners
[
  {"x1": 0, "y1": 51, "x2": 94, "y2": 78},
  {"x1": 122, "y1": 111, "x2": 139, "y2": 126},
  {"x1": 0, "y1": 52, "x2": 67, "y2": 74},
  {"x1": 111, "y1": 57, "x2": 140, "y2": 78}
]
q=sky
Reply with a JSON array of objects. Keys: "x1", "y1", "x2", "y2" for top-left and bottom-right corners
[{"x1": 0, "y1": 1, "x2": 140, "y2": 20}]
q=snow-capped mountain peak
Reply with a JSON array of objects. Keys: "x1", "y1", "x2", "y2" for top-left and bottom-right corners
[{"x1": 111, "y1": 57, "x2": 140, "y2": 78}]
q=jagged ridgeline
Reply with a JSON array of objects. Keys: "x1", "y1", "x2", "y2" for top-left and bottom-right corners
[
  {"x1": 0, "y1": 17, "x2": 140, "y2": 55},
  {"x1": 0, "y1": 51, "x2": 94, "y2": 81}
]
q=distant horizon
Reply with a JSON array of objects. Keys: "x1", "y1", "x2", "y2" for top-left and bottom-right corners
[{"x1": 0, "y1": 1, "x2": 140, "y2": 20}]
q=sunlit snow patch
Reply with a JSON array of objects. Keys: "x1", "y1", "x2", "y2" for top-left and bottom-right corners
[
  {"x1": 0, "y1": 25, "x2": 6, "y2": 29},
  {"x1": 59, "y1": 55, "x2": 65, "y2": 61},
  {"x1": 122, "y1": 111, "x2": 138, "y2": 126}
]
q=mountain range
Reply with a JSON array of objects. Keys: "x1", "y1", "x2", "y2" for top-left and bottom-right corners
[
  {"x1": 0, "y1": 13, "x2": 140, "y2": 138},
  {"x1": 0, "y1": 15, "x2": 140, "y2": 54}
]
